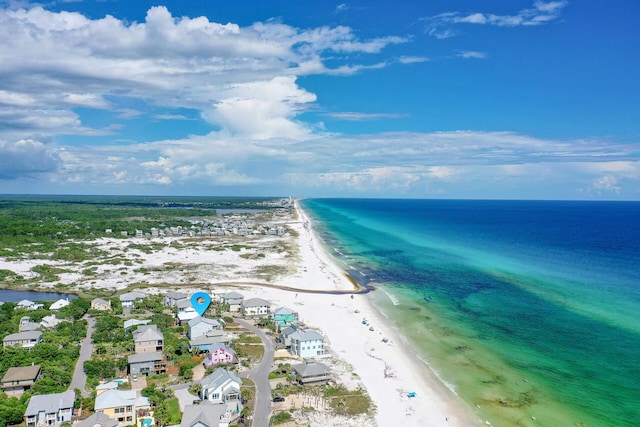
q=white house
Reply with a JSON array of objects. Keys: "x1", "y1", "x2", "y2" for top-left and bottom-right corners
[
  {"x1": 289, "y1": 329, "x2": 328, "y2": 359},
  {"x1": 188, "y1": 317, "x2": 223, "y2": 340},
  {"x1": 40, "y1": 315, "x2": 66, "y2": 329},
  {"x1": 24, "y1": 390, "x2": 75, "y2": 427},
  {"x1": 177, "y1": 299, "x2": 198, "y2": 323},
  {"x1": 119, "y1": 291, "x2": 146, "y2": 308},
  {"x1": 240, "y1": 298, "x2": 271, "y2": 318},
  {"x1": 49, "y1": 298, "x2": 70, "y2": 311},
  {"x1": 200, "y1": 368, "x2": 242, "y2": 405},
  {"x1": 3, "y1": 331, "x2": 42, "y2": 349},
  {"x1": 15, "y1": 300, "x2": 43, "y2": 311}
]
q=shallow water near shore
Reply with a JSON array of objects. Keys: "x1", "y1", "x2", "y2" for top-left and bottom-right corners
[{"x1": 302, "y1": 198, "x2": 640, "y2": 427}]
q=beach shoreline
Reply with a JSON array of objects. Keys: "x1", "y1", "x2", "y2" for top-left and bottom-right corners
[{"x1": 0, "y1": 200, "x2": 482, "y2": 426}]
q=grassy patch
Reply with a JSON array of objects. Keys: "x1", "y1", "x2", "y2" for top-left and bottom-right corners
[
  {"x1": 165, "y1": 398, "x2": 182, "y2": 424},
  {"x1": 270, "y1": 411, "x2": 293, "y2": 425},
  {"x1": 324, "y1": 385, "x2": 372, "y2": 416}
]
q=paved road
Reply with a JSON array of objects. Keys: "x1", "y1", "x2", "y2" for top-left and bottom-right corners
[
  {"x1": 235, "y1": 319, "x2": 275, "y2": 427},
  {"x1": 69, "y1": 315, "x2": 96, "y2": 397}
]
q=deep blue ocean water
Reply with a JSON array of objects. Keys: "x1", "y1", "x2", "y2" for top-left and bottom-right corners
[{"x1": 301, "y1": 199, "x2": 640, "y2": 427}]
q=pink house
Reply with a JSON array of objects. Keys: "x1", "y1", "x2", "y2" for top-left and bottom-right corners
[{"x1": 203, "y1": 342, "x2": 237, "y2": 367}]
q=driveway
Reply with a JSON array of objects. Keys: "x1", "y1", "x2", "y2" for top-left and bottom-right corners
[
  {"x1": 234, "y1": 318, "x2": 275, "y2": 427},
  {"x1": 68, "y1": 315, "x2": 95, "y2": 397}
]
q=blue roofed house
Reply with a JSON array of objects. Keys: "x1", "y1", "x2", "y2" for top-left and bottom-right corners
[{"x1": 24, "y1": 390, "x2": 75, "y2": 427}]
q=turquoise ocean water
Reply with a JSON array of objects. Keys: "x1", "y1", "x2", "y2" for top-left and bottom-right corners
[{"x1": 301, "y1": 199, "x2": 640, "y2": 427}]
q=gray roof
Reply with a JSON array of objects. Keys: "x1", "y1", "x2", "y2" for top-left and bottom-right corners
[
  {"x1": 176, "y1": 299, "x2": 192, "y2": 308},
  {"x1": 119, "y1": 291, "x2": 146, "y2": 301},
  {"x1": 95, "y1": 389, "x2": 149, "y2": 411},
  {"x1": 133, "y1": 325, "x2": 163, "y2": 342},
  {"x1": 74, "y1": 412, "x2": 119, "y2": 427},
  {"x1": 241, "y1": 298, "x2": 270, "y2": 308},
  {"x1": 200, "y1": 368, "x2": 241, "y2": 390},
  {"x1": 188, "y1": 316, "x2": 221, "y2": 329},
  {"x1": 290, "y1": 329, "x2": 323, "y2": 342},
  {"x1": 165, "y1": 291, "x2": 188, "y2": 300},
  {"x1": 3, "y1": 330, "x2": 42, "y2": 342},
  {"x1": 180, "y1": 403, "x2": 227, "y2": 427},
  {"x1": 1, "y1": 365, "x2": 41, "y2": 383},
  {"x1": 25, "y1": 390, "x2": 75, "y2": 415},
  {"x1": 190, "y1": 334, "x2": 229, "y2": 348},
  {"x1": 207, "y1": 342, "x2": 236, "y2": 355},
  {"x1": 124, "y1": 319, "x2": 151, "y2": 329},
  {"x1": 292, "y1": 361, "x2": 330, "y2": 377},
  {"x1": 274, "y1": 307, "x2": 296, "y2": 316},
  {"x1": 128, "y1": 351, "x2": 164, "y2": 364},
  {"x1": 222, "y1": 291, "x2": 243, "y2": 300}
]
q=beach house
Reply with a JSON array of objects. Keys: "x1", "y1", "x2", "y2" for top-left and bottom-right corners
[
  {"x1": 133, "y1": 325, "x2": 164, "y2": 353},
  {"x1": 240, "y1": 298, "x2": 271, "y2": 318},
  {"x1": 0, "y1": 364, "x2": 41, "y2": 397},
  {"x1": 91, "y1": 298, "x2": 112, "y2": 311},
  {"x1": 128, "y1": 352, "x2": 167, "y2": 376},
  {"x1": 288, "y1": 329, "x2": 328, "y2": 359},
  {"x1": 200, "y1": 368, "x2": 242, "y2": 405},
  {"x1": 220, "y1": 292, "x2": 244, "y2": 312},
  {"x1": 94, "y1": 386, "x2": 151, "y2": 427},
  {"x1": 203, "y1": 343, "x2": 237, "y2": 368},
  {"x1": 189, "y1": 330, "x2": 230, "y2": 353},
  {"x1": 180, "y1": 403, "x2": 237, "y2": 427},
  {"x1": 188, "y1": 316, "x2": 223, "y2": 339},
  {"x1": 176, "y1": 299, "x2": 198, "y2": 323},
  {"x1": 119, "y1": 291, "x2": 146, "y2": 308},
  {"x1": 49, "y1": 298, "x2": 70, "y2": 311},
  {"x1": 164, "y1": 291, "x2": 188, "y2": 307},
  {"x1": 292, "y1": 361, "x2": 331, "y2": 384},
  {"x1": 74, "y1": 412, "x2": 119, "y2": 427},
  {"x1": 3, "y1": 330, "x2": 42, "y2": 349},
  {"x1": 24, "y1": 390, "x2": 75, "y2": 427},
  {"x1": 18, "y1": 316, "x2": 40, "y2": 332},
  {"x1": 40, "y1": 315, "x2": 65, "y2": 329}
]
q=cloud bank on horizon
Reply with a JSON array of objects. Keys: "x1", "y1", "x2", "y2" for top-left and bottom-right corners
[{"x1": 0, "y1": 0, "x2": 639, "y2": 199}]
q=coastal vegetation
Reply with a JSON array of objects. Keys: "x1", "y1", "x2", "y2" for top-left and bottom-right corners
[{"x1": 0, "y1": 195, "x2": 285, "y2": 262}]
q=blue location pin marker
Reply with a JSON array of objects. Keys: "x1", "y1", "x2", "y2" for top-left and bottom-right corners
[{"x1": 190, "y1": 292, "x2": 211, "y2": 316}]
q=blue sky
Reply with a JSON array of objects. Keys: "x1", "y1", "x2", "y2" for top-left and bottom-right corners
[{"x1": 1, "y1": 0, "x2": 639, "y2": 199}]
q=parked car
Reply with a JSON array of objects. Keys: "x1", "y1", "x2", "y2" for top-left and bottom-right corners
[{"x1": 272, "y1": 396, "x2": 285, "y2": 403}]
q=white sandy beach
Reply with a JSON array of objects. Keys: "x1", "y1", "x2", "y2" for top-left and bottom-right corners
[
  {"x1": 245, "y1": 203, "x2": 482, "y2": 427},
  {"x1": 0, "y1": 202, "x2": 482, "y2": 426}
]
